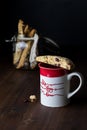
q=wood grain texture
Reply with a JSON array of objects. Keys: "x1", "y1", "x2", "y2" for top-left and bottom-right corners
[{"x1": 0, "y1": 59, "x2": 87, "y2": 130}]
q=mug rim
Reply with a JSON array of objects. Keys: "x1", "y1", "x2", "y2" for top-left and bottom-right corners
[
  {"x1": 38, "y1": 62, "x2": 65, "y2": 71},
  {"x1": 38, "y1": 63, "x2": 67, "y2": 77}
]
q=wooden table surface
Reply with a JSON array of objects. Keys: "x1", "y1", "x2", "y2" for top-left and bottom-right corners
[{"x1": 0, "y1": 57, "x2": 87, "y2": 130}]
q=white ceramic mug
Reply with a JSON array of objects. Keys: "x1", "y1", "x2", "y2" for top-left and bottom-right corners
[{"x1": 38, "y1": 63, "x2": 83, "y2": 107}]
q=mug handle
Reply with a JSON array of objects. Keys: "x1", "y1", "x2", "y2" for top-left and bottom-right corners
[{"x1": 67, "y1": 72, "x2": 83, "y2": 99}]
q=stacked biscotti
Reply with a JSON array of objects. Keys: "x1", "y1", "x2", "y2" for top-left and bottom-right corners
[
  {"x1": 13, "y1": 20, "x2": 75, "y2": 71},
  {"x1": 13, "y1": 19, "x2": 37, "y2": 69}
]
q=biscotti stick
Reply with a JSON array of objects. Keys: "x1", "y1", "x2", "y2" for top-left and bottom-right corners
[
  {"x1": 36, "y1": 55, "x2": 75, "y2": 70},
  {"x1": 24, "y1": 24, "x2": 31, "y2": 36},
  {"x1": 16, "y1": 29, "x2": 36, "y2": 69},
  {"x1": 13, "y1": 19, "x2": 24, "y2": 65},
  {"x1": 13, "y1": 48, "x2": 22, "y2": 65},
  {"x1": 18, "y1": 19, "x2": 25, "y2": 35}
]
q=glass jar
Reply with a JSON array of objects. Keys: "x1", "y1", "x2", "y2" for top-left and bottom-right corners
[{"x1": 13, "y1": 34, "x2": 39, "y2": 70}]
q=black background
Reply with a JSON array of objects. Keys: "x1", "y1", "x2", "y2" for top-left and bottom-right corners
[{"x1": 0, "y1": 0, "x2": 87, "y2": 61}]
